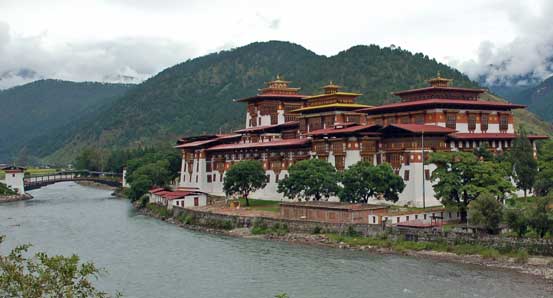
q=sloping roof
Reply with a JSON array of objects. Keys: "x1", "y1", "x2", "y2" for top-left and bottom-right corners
[
  {"x1": 303, "y1": 92, "x2": 362, "y2": 100},
  {"x1": 449, "y1": 133, "x2": 549, "y2": 140},
  {"x1": 1, "y1": 165, "x2": 26, "y2": 172},
  {"x1": 307, "y1": 124, "x2": 381, "y2": 136},
  {"x1": 175, "y1": 134, "x2": 241, "y2": 149},
  {"x1": 357, "y1": 99, "x2": 526, "y2": 113},
  {"x1": 393, "y1": 86, "x2": 487, "y2": 96},
  {"x1": 206, "y1": 138, "x2": 310, "y2": 151},
  {"x1": 382, "y1": 124, "x2": 456, "y2": 134},
  {"x1": 236, "y1": 94, "x2": 306, "y2": 102},
  {"x1": 292, "y1": 103, "x2": 371, "y2": 113}
]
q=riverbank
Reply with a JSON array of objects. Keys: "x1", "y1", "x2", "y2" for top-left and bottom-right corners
[
  {"x1": 75, "y1": 180, "x2": 117, "y2": 191},
  {"x1": 137, "y1": 203, "x2": 553, "y2": 283},
  {"x1": 0, "y1": 193, "x2": 33, "y2": 203}
]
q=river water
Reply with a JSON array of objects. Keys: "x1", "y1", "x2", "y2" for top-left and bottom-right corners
[{"x1": 0, "y1": 182, "x2": 550, "y2": 298}]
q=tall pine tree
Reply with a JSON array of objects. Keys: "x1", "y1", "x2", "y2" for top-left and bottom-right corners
[{"x1": 511, "y1": 128, "x2": 538, "y2": 198}]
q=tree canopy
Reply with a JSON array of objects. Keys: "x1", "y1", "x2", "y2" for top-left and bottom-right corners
[
  {"x1": 277, "y1": 158, "x2": 340, "y2": 201},
  {"x1": 223, "y1": 160, "x2": 267, "y2": 206},
  {"x1": 510, "y1": 128, "x2": 538, "y2": 197},
  {"x1": 429, "y1": 152, "x2": 514, "y2": 221},
  {"x1": 468, "y1": 193, "x2": 503, "y2": 234},
  {"x1": 0, "y1": 236, "x2": 120, "y2": 298},
  {"x1": 340, "y1": 162, "x2": 405, "y2": 203}
]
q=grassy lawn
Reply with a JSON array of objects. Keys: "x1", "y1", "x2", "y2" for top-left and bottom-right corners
[
  {"x1": 25, "y1": 168, "x2": 58, "y2": 176},
  {"x1": 238, "y1": 198, "x2": 281, "y2": 213}
]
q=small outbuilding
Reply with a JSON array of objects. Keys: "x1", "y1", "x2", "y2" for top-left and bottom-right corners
[
  {"x1": 280, "y1": 201, "x2": 389, "y2": 224},
  {"x1": 148, "y1": 187, "x2": 207, "y2": 210}
]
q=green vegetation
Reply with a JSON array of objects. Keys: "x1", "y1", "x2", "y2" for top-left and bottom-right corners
[
  {"x1": 30, "y1": 41, "x2": 552, "y2": 165},
  {"x1": 468, "y1": 193, "x2": 503, "y2": 234},
  {"x1": 0, "y1": 79, "x2": 132, "y2": 164},
  {"x1": 251, "y1": 220, "x2": 288, "y2": 236},
  {"x1": 510, "y1": 129, "x2": 538, "y2": 197},
  {"x1": 429, "y1": 151, "x2": 514, "y2": 221},
  {"x1": 146, "y1": 203, "x2": 172, "y2": 218},
  {"x1": 507, "y1": 75, "x2": 553, "y2": 122},
  {"x1": 237, "y1": 198, "x2": 280, "y2": 213},
  {"x1": 0, "y1": 235, "x2": 120, "y2": 297},
  {"x1": 327, "y1": 233, "x2": 531, "y2": 261},
  {"x1": 223, "y1": 160, "x2": 267, "y2": 207},
  {"x1": 0, "y1": 183, "x2": 16, "y2": 195},
  {"x1": 340, "y1": 162, "x2": 405, "y2": 203},
  {"x1": 278, "y1": 159, "x2": 340, "y2": 201}
]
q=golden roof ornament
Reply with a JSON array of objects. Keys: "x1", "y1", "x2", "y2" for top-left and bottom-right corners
[
  {"x1": 322, "y1": 81, "x2": 341, "y2": 94},
  {"x1": 427, "y1": 71, "x2": 453, "y2": 87}
]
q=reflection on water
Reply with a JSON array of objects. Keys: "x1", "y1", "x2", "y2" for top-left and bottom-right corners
[{"x1": 0, "y1": 182, "x2": 550, "y2": 298}]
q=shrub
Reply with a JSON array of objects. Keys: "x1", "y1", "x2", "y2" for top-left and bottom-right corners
[
  {"x1": 345, "y1": 226, "x2": 360, "y2": 237},
  {"x1": 468, "y1": 193, "x2": 503, "y2": 234},
  {"x1": 504, "y1": 208, "x2": 529, "y2": 237},
  {"x1": 312, "y1": 226, "x2": 322, "y2": 234}
]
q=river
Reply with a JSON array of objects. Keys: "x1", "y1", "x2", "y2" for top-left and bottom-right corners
[{"x1": 0, "y1": 182, "x2": 551, "y2": 298}]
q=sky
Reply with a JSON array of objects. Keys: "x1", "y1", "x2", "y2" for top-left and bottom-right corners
[{"x1": 0, "y1": 0, "x2": 552, "y2": 89}]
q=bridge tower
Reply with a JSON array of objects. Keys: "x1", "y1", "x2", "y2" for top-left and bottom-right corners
[{"x1": 1, "y1": 166, "x2": 26, "y2": 194}]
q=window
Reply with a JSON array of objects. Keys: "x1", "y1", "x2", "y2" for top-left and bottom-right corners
[
  {"x1": 468, "y1": 114, "x2": 476, "y2": 131},
  {"x1": 386, "y1": 116, "x2": 396, "y2": 125},
  {"x1": 403, "y1": 170, "x2": 410, "y2": 181},
  {"x1": 481, "y1": 114, "x2": 488, "y2": 132},
  {"x1": 220, "y1": 174, "x2": 223, "y2": 182},
  {"x1": 195, "y1": 175, "x2": 198, "y2": 183},
  {"x1": 414, "y1": 114, "x2": 425, "y2": 124},
  {"x1": 400, "y1": 115, "x2": 410, "y2": 124},
  {"x1": 404, "y1": 152, "x2": 410, "y2": 166},
  {"x1": 194, "y1": 197, "x2": 199, "y2": 206},
  {"x1": 446, "y1": 113, "x2": 457, "y2": 129},
  {"x1": 207, "y1": 175, "x2": 212, "y2": 183},
  {"x1": 425, "y1": 169, "x2": 431, "y2": 180},
  {"x1": 406, "y1": 216, "x2": 409, "y2": 221},
  {"x1": 424, "y1": 214, "x2": 427, "y2": 220},
  {"x1": 275, "y1": 173, "x2": 279, "y2": 183},
  {"x1": 335, "y1": 156, "x2": 345, "y2": 171},
  {"x1": 372, "y1": 216, "x2": 376, "y2": 224},
  {"x1": 499, "y1": 114, "x2": 509, "y2": 131},
  {"x1": 415, "y1": 214, "x2": 418, "y2": 220},
  {"x1": 397, "y1": 217, "x2": 400, "y2": 223},
  {"x1": 270, "y1": 113, "x2": 278, "y2": 125}
]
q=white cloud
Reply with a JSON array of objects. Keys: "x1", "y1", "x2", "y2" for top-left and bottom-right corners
[
  {"x1": 454, "y1": 0, "x2": 553, "y2": 86},
  {"x1": 1, "y1": 0, "x2": 551, "y2": 89}
]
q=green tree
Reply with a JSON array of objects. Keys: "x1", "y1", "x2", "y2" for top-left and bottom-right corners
[
  {"x1": 430, "y1": 152, "x2": 514, "y2": 221},
  {"x1": 340, "y1": 162, "x2": 405, "y2": 203},
  {"x1": 527, "y1": 196, "x2": 553, "y2": 238},
  {"x1": 223, "y1": 160, "x2": 267, "y2": 207},
  {"x1": 128, "y1": 175, "x2": 154, "y2": 201},
  {"x1": 277, "y1": 159, "x2": 340, "y2": 201},
  {"x1": 473, "y1": 143, "x2": 493, "y2": 161},
  {"x1": 129, "y1": 160, "x2": 172, "y2": 187},
  {"x1": 504, "y1": 208, "x2": 529, "y2": 237},
  {"x1": 0, "y1": 236, "x2": 119, "y2": 298},
  {"x1": 468, "y1": 193, "x2": 503, "y2": 234},
  {"x1": 510, "y1": 129, "x2": 538, "y2": 197},
  {"x1": 534, "y1": 165, "x2": 553, "y2": 196}
]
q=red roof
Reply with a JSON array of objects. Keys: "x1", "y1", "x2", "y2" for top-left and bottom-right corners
[
  {"x1": 234, "y1": 121, "x2": 298, "y2": 133},
  {"x1": 449, "y1": 133, "x2": 549, "y2": 140},
  {"x1": 307, "y1": 124, "x2": 380, "y2": 136},
  {"x1": 150, "y1": 189, "x2": 205, "y2": 200},
  {"x1": 357, "y1": 99, "x2": 526, "y2": 113},
  {"x1": 175, "y1": 134, "x2": 241, "y2": 149},
  {"x1": 384, "y1": 124, "x2": 456, "y2": 134},
  {"x1": 149, "y1": 188, "x2": 165, "y2": 194},
  {"x1": 236, "y1": 94, "x2": 306, "y2": 102},
  {"x1": 206, "y1": 138, "x2": 311, "y2": 151},
  {"x1": 393, "y1": 86, "x2": 487, "y2": 96}
]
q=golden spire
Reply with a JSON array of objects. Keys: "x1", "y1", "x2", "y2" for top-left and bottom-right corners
[
  {"x1": 322, "y1": 81, "x2": 341, "y2": 94},
  {"x1": 427, "y1": 71, "x2": 452, "y2": 87}
]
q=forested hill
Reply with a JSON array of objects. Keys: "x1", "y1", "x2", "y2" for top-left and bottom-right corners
[
  {"x1": 35, "y1": 41, "x2": 553, "y2": 163},
  {"x1": 506, "y1": 76, "x2": 553, "y2": 122},
  {"x1": 0, "y1": 79, "x2": 132, "y2": 163}
]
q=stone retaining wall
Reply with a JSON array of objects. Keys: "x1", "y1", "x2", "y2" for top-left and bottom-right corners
[
  {"x1": 172, "y1": 206, "x2": 384, "y2": 236},
  {"x1": 389, "y1": 227, "x2": 553, "y2": 256}
]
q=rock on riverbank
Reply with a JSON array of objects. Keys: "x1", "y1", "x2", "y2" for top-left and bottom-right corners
[{"x1": 0, "y1": 193, "x2": 33, "y2": 203}]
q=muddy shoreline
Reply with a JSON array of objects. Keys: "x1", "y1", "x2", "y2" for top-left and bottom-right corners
[{"x1": 136, "y1": 205, "x2": 553, "y2": 284}]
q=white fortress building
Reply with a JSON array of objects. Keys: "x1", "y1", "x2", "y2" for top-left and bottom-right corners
[{"x1": 176, "y1": 75, "x2": 547, "y2": 207}]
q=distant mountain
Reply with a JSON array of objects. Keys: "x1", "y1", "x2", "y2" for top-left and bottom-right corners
[
  {"x1": 0, "y1": 79, "x2": 133, "y2": 163},
  {"x1": 24, "y1": 41, "x2": 553, "y2": 164},
  {"x1": 504, "y1": 76, "x2": 553, "y2": 122}
]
